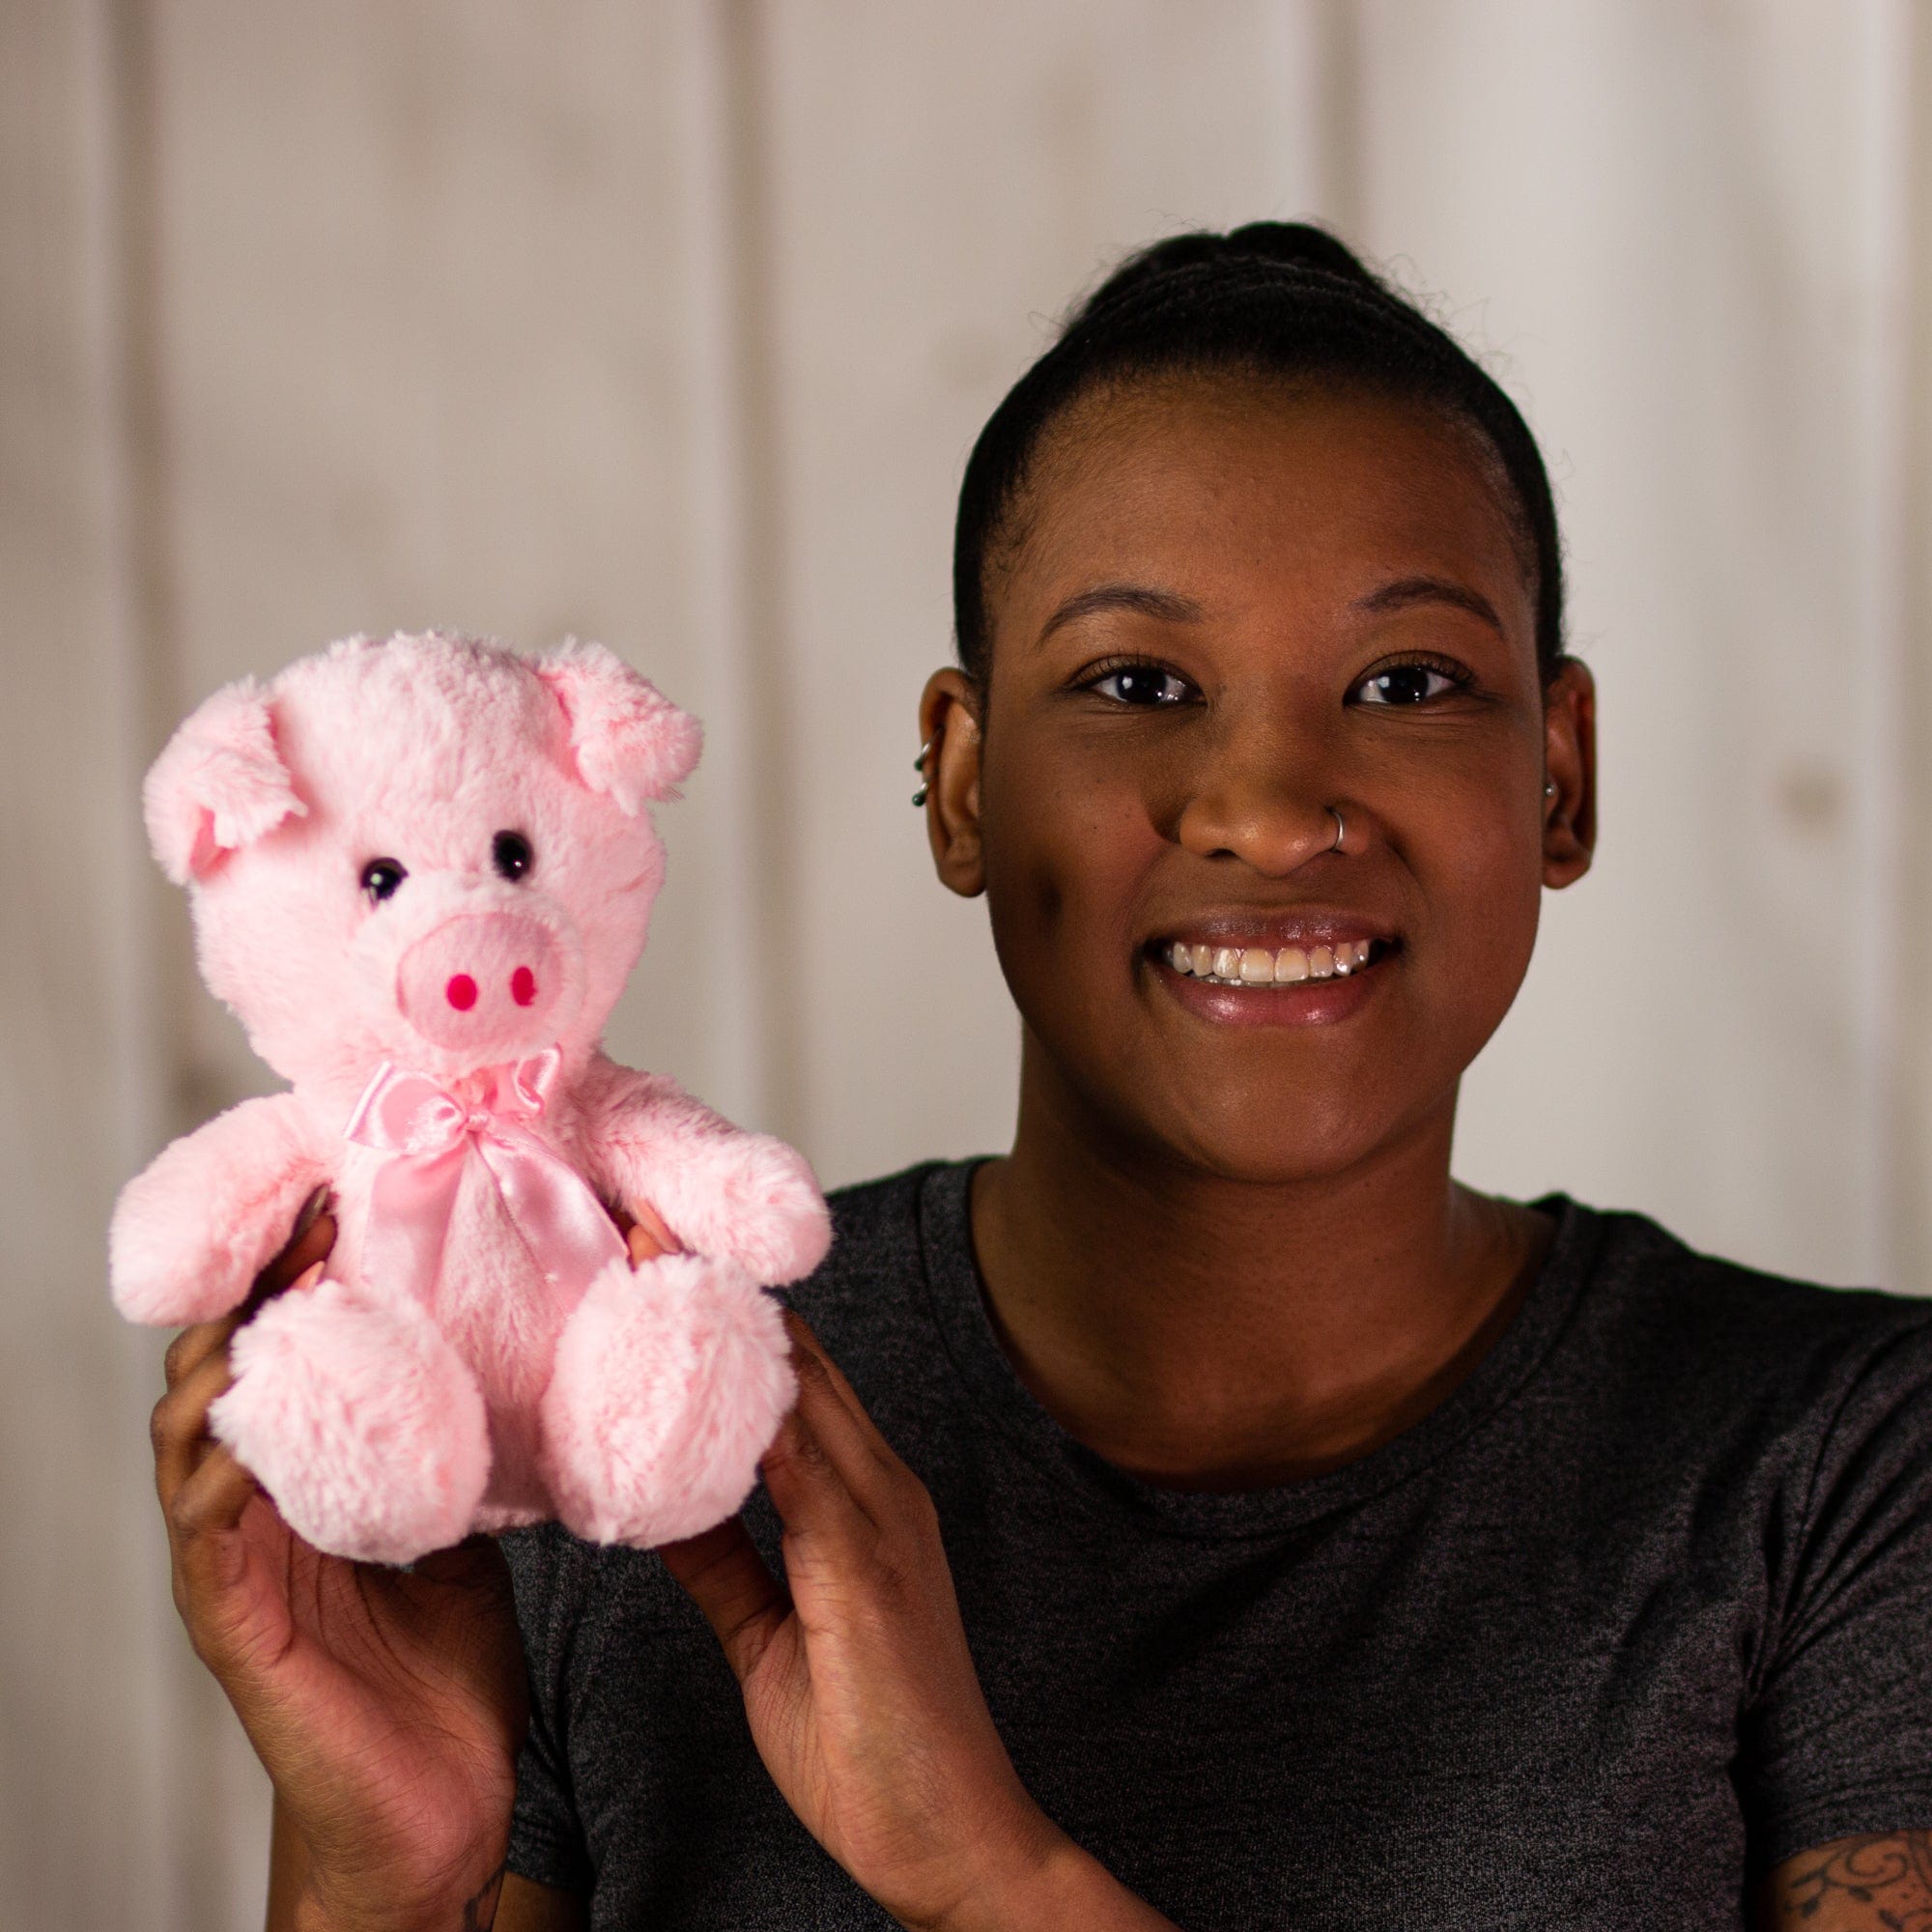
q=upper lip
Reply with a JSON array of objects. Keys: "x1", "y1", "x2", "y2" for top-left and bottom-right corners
[{"x1": 1144, "y1": 909, "x2": 1398, "y2": 952}]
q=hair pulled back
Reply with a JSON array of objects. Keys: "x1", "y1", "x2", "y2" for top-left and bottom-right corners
[{"x1": 952, "y1": 222, "x2": 1565, "y2": 682}]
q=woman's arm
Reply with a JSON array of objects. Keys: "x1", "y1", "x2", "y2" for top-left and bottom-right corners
[
  {"x1": 267, "y1": 1797, "x2": 585, "y2": 1931},
  {"x1": 1752, "y1": 1833, "x2": 1932, "y2": 1930},
  {"x1": 659, "y1": 1310, "x2": 1177, "y2": 1932},
  {"x1": 152, "y1": 1210, "x2": 531, "y2": 1932}
]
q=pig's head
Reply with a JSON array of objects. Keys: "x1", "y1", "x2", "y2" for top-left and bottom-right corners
[{"x1": 144, "y1": 633, "x2": 700, "y2": 1107}]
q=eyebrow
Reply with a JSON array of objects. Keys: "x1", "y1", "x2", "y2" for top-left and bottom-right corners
[
  {"x1": 1037, "y1": 582, "x2": 1206, "y2": 648},
  {"x1": 1354, "y1": 575, "x2": 1505, "y2": 636}
]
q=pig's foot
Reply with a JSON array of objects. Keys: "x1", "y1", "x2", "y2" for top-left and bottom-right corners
[
  {"x1": 539, "y1": 1253, "x2": 795, "y2": 1547},
  {"x1": 212, "y1": 1276, "x2": 490, "y2": 1565}
]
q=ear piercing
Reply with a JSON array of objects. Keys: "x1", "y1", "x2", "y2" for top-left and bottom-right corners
[
  {"x1": 912, "y1": 737, "x2": 934, "y2": 808},
  {"x1": 1545, "y1": 781, "x2": 1557, "y2": 799}
]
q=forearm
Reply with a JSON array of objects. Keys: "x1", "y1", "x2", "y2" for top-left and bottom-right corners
[
  {"x1": 924, "y1": 1828, "x2": 1180, "y2": 1932},
  {"x1": 270, "y1": 1798, "x2": 579, "y2": 1932},
  {"x1": 267, "y1": 1792, "x2": 307, "y2": 1931}
]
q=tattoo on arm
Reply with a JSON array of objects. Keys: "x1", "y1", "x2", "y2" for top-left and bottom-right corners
[
  {"x1": 461, "y1": 1860, "x2": 508, "y2": 1931},
  {"x1": 1767, "y1": 1833, "x2": 1932, "y2": 1928}
]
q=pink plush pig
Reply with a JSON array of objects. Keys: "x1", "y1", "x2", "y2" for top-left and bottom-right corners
[{"x1": 110, "y1": 632, "x2": 830, "y2": 1564}]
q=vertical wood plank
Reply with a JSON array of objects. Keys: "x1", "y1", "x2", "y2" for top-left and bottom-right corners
[{"x1": 0, "y1": 0, "x2": 186, "y2": 1922}]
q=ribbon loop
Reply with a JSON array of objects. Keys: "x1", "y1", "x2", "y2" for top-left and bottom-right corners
[{"x1": 346, "y1": 1055, "x2": 629, "y2": 1307}]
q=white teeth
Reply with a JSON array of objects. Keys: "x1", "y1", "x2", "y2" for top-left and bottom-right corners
[{"x1": 1164, "y1": 938, "x2": 1381, "y2": 985}]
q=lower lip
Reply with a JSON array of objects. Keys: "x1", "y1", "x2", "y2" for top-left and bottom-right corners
[{"x1": 1148, "y1": 950, "x2": 1389, "y2": 1027}]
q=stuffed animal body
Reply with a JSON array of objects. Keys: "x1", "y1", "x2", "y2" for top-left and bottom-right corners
[{"x1": 110, "y1": 632, "x2": 830, "y2": 1564}]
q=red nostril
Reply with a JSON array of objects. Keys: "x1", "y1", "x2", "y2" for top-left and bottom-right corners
[
  {"x1": 445, "y1": 974, "x2": 478, "y2": 1012},
  {"x1": 510, "y1": 966, "x2": 537, "y2": 1008}
]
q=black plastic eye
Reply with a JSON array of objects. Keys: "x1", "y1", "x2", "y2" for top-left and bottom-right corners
[
  {"x1": 493, "y1": 830, "x2": 533, "y2": 882},
  {"x1": 360, "y1": 857, "x2": 407, "y2": 903}
]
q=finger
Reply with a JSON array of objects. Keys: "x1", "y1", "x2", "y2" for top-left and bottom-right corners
[
  {"x1": 781, "y1": 1310, "x2": 907, "y2": 1501},
  {"x1": 154, "y1": 1344, "x2": 242, "y2": 1513},
  {"x1": 156, "y1": 1260, "x2": 325, "y2": 1513},
  {"x1": 656, "y1": 1517, "x2": 792, "y2": 1682},
  {"x1": 756, "y1": 1398, "x2": 887, "y2": 1550},
  {"x1": 163, "y1": 1253, "x2": 327, "y2": 1392},
  {"x1": 241, "y1": 1206, "x2": 336, "y2": 1316},
  {"x1": 627, "y1": 1218, "x2": 666, "y2": 1267},
  {"x1": 627, "y1": 1199, "x2": 680, "y2": 1262},
  {"x1": 169, "y1": 1438, "x2": 261, "y2": 1547},
  {"x1": 168, "y1": 1445, "x2": 271, "y2": 1629},
  {"x1": 163, "y1": 1313, "x2": 242, "y2": 1392}
]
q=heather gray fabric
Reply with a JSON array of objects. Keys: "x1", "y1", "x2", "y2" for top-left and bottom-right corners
[{"x1": 502, "y1": 1158, "x2": 1932, "y2": 1930}]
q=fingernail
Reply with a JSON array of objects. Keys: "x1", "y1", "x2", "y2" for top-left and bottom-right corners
[{"x1": 292, "y1": 1185, "x2": 329, "y2": 1237}]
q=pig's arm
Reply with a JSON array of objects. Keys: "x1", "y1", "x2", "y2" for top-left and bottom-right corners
[
  {"x1": 583, "y1": 1064, "x2": 831, "y2": 1286},
  {"x1": 110, "y1": 1094, "x2": 333, "y2": 1325}
]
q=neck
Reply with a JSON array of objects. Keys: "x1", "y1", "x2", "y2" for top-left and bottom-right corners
[{"x1": 969, "y1": 1035, "x2": 1551, "y2": 1490}]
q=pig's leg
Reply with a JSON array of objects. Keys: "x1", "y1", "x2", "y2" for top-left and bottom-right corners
[
  {"x1": 212, "y1": 1277, "x2": 490, "y2": 1565},
  {"x1": 538, "y1": 1252, "x2": 794, "y2": 1548}
]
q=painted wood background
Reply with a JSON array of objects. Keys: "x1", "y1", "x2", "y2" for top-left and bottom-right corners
[{"x1": 4, "y1": 3, "x2": 1927, "y2": 1922}]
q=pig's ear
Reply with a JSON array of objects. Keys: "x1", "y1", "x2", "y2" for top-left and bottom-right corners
[
  {"x1": 143, "y1": 678, "x2": 306, "y2": 884},
  {"x1": 535, "y1": 639, "x2": 702, "y2": 815}
]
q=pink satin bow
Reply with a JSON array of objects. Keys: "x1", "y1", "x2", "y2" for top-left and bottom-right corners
[{"x1": 344, "y1": 1049, "x2": 628, "y2": 1307}]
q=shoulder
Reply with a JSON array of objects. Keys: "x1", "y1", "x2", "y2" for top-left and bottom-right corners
[
  {"x1": 780, "y1": 1156, "x2": 966, "y2": 1320},
  {"x1": 1564, "y1": 1197, "x2": 1932, "y2": 1353},
  {"x1": 1550, "y1": 1196, "x2": 1932, "y2": 1468}
]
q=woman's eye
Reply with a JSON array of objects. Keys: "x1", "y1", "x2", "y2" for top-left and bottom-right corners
[
  {"x1": 1352, "y1": 662, "x2": 1464, "y2": 706},
  {"x1": 493, "y1": 830, "x2": 534, "y2": 882},
  {"x1": 359, "y1": 857, "x2": 407, "y2": 903},
  {"x1": 1088, "y1": 665, "x2": 1192, "y2": 707}
]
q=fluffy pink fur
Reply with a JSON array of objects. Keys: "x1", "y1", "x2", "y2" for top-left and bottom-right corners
[{"x1": 111, "y1": 632, "x2": 830, "y2": 1564}]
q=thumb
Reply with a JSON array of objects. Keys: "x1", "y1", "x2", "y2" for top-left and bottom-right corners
[{"x1": 658, "y1": 1518, "x2": 791, "y2": 1683}]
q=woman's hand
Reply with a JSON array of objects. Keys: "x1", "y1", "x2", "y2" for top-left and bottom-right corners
[
  {"x1": 658, "y1": 1312, "x2": 1177, "y2": 1932},
  {"x1": 152, "y1": 1199, "x2": 527, "y2": 1932}
]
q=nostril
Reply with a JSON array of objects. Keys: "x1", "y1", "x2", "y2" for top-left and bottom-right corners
[
  {"x1": 510, "y1": 966, "x2": 537, "y2": 1008},
  {"x1": 446, "y1": 974, "x2": 478, "y2": 1012}
]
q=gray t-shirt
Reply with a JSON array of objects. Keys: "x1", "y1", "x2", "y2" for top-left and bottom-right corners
[{"x1": 503, "y1": 1158, "x2": 1932, "y2": 1929}]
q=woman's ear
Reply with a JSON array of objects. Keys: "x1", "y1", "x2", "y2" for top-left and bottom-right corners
[
  {"x1": 536, "y1": 639, "x2": 702, "y2": 815},
  {"x1": 144, "y1": 678, "x2": 306, "y2": 884},
  {"x1": 918, "y1": 668, "x2": 986, "y2": 898},
  {"x1": 1542, "y1": 656, "x2": 1596, "y2": 888}
]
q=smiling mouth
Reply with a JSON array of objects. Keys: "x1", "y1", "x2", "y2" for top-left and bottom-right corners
[{"x1": 1155, "y1": 936, "x2": 1395, "y2": 987}]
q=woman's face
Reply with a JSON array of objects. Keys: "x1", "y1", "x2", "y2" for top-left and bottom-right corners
[{"x1": 922, "y1": 373, "x2": 1595, "y2": 1183}]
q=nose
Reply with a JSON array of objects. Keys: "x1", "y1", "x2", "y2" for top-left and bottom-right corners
[
  {"x1": 1174, "y1": 718, "x2": 1345, "y2": 874},
  {"x1": 397, "y1": 913, "x2": 563, "y2": 1055}
]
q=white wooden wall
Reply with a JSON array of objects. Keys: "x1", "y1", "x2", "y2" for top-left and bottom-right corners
[{"x1": 4, "y1": 4, "x2": 1925, "y2": 1924}]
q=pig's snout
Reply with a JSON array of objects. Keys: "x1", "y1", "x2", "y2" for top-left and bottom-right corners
[{"x1": 397, "y1": 914, "x2": 562, "y2": 1054}]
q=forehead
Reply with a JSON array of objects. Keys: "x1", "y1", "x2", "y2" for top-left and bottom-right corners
[{"x1": 993, "y1": 372, "x2": 1534, "y2": 649}]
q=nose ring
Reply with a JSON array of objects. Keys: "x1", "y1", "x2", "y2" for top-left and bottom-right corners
[{"x1": 1327, "y1": 806, "x2": 1346, "y2": 854}]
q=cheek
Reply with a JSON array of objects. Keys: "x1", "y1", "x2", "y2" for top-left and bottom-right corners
[
  {"x1": 980, "y1": 733, "x2": 1160, "y2": 981},
  {"x1": 1396, "y1": 770, "x2": 1546, "y2": 1045}
]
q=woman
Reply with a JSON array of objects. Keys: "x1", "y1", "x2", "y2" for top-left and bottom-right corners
[{"x1": 151, "y1": 226, "x2": 1932, "y2": 1930}]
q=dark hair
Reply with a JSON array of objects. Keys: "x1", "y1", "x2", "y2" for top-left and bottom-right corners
[{"x1": 952, "y1": 222, "x2": 1565, "y2": 682}]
